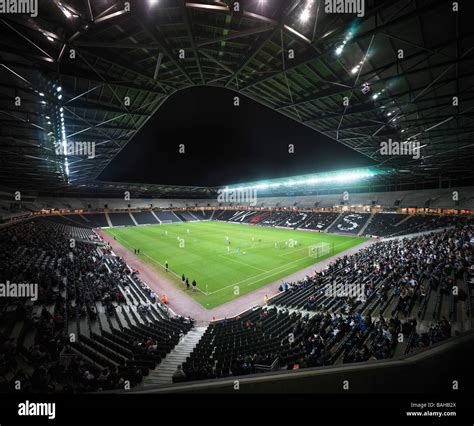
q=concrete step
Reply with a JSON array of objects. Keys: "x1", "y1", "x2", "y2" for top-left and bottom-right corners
[{"x1": 142, "y1": 326, "x2": 207, "y2": 386}]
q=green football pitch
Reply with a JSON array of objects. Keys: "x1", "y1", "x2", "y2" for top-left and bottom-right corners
[{"x1": 105, "y1": 221, "x2": 368, "y2": 309}]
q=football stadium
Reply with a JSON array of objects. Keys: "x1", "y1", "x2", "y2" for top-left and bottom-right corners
[{"x1": 0, "y1": 0, "x2": 473, "y2": 424}]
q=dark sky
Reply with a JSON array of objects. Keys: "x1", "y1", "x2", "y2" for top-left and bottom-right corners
[{"x1": 98, "y1": 86, "x2": 374, "y2": 187}]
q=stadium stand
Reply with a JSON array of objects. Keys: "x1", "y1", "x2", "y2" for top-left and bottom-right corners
[
  {"x1": 154, "y1": 211, "x2": 182, "y2": 223},
  {"x1": 0, "y1": 206, "x2": 473, "y2": 392},
  {"x1": 173, "y1": 211, "x2": 199, "y2": 222},
  {"x1": 363, "y1": 213, "x2": 409, "y2": 237},
  {"x1": 44, "y1": 214, "x2": 92, "y2": 229},
  {"x1": 273, "y1": 222, "x2": 473, "y2": 327},
  {"x1": 258, "y1": 211, "x2": 292, "y2": 227},
  {"x1": 131, "y1": 211, "x2": 159, "y2": 225},
  {"x1": 176, "y1": 220, "x2": 474, "y2": 383},
  {"x1": 213, "y1": 210, "x2": 240, "y2": 221},
  {"x1": 30, "y1": 209, "x2": 472, "y2": 240},
  {"x1": 328, "y1": 213, "x2": 371, "y2": 234},
  {"x1": 189, "y1": 210, "x2": 214, "y2": 220},
  {"x1": 84, "y1": 214, "x2": 109, "y2": 228},
  {"x1": 183, "y1": 307, "x2": 301, "y2": 380},
  {"x1": 0, "y1": 3, "x2": 472, "y2": 420},
  {"x1": 0, "y1": 219, "x2": 192, "y2": 392},
  {"x1": 301, "y1": 212, "x2": 340, "y2": 231},
  {"x1": 228, "y1": 211, "x2": 262, "y2": 223},
  {"x1": 109, "y1": 213, "x2": 135, "y2": 227},
  {"x1": 280, "y1": 212, "x2": 310, "y2": 229},
  {"x1": 389, "y1": 214, "x2": 468, "y2": 236}
]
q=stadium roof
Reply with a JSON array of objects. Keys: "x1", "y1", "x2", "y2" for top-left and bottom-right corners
[{"x1": 0, "y1": 0, "x2": 473, "y2": 196}]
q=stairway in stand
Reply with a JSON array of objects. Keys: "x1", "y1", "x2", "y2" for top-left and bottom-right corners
[
  {"x1": 143, "y1": 326, "x2": 207, "y2": 386},
  {"x1": 358, "y1": 212, "x2": 375, "y2": 236}
]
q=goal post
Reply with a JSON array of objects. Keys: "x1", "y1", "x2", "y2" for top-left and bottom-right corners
[
  {"x1": 308, "y1": 242, "x2": 333, "y2": 258},
  {"x1": 159, "y1": 220, "x2": 173, "y2": 225}
]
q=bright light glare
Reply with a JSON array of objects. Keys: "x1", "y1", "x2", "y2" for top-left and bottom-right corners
[
  {"x1": 58, "y1": 2, "x2": 74, "y2": 18},
  {"x1": 300, "y1": 9, "x2": 310, "y2": 22},
  {"x1": 223, "y1": 169, "x2": 376, "y2": 193}
]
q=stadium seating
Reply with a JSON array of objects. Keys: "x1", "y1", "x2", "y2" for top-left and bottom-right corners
[
  {"x1": 363, "y1": 213, "x2": 408, "y2": 237},
  {"x1": 84, "y1": 213, "x2": 109, "y2": 228},
  {"x1": 109, "y1": 213, "x2": 135, "y2": 227},
  {"x1": 132, "y1": 211, "x2": 159, "y2": 225},
  {"x1": 258, "y1": 211, "x2": 292, "y2": 227},
  {"x1": 183, "y1": 308, "x2": 302, "y2": 379},
  {"x1": 190, "y1": 210, "x2": 214, "y2": 220},
  {"x1": 214, "y1": 210, "x2": 249, "y2": 221},
  {"x1": 301, "y1": 212, "x2": 339, "y2": 231},
  {"x1": 178, "y1": 220, "x2": 472, "y2": 383},
  {"x1": 390, "y1": 214, "x2": 467, "y2": 236},
  {"x1": 32, "y1": 209, "x2": 470, "y2": 241},
  {"x1": 327, "y1": 212, "x2": 371, "y2": 234},
  {"x1": 2, "y1": 207, "x2": 472, "y2": 391},
  {"x1": 154, "y1": 211, "x2": 181, "y2": 223},
  {"x1": 272, "y1": 224, "x2": 473, "y2": 332},
  {"x1": 44, "y1": 214, "x2": 92, "y2": 229},
  {"x1": 180, "y1": 224, "x2": 472, "y2": 384},
  {"x1": 280, "y1": 212, "x2": 311, "y2": 229},
  {"x1": 0, "y1": 219, "x2": 192, "y2": 393},
  {"x1": 173, "y1": 211, "x2": 199, "y2": 222}
]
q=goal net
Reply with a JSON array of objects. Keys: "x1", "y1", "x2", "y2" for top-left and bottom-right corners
[
  {"x1": 160, "y1": 220, "x2": 173, "y2": 225},
  {"x1": 308, "y1": 242, "x2": 333, "y2": 258}
]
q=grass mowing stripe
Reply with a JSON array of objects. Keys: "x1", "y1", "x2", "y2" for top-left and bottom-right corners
[
  {"x1": 107, "y1": 230, "x2": 208, "y2": 295},
  {"x1": 207, "y1": 237, "x2": 359, "y2": 294},
  {"x1": 217, "y1": 253, "x2": 268, "y2": 273},
  {"x1": 206, "y1": 254, "x2": 312, "y2": 295}
]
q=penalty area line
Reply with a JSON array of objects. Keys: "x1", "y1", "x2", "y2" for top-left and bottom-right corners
[
  {"x1": 206, "y1": 254, "x2": 311, "y2": 295},
  {"x1": 217, "y1": 253, "x2": 268, "y2": 272}
]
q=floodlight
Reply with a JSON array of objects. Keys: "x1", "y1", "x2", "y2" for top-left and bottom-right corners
[{"x1": 300, "y1": 9, "x2": 310, "y2": 22}]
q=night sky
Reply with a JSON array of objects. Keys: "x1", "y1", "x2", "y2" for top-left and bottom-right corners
[{"x1": 98, "y1": 86, "x2": 374, "y2": 187}]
